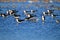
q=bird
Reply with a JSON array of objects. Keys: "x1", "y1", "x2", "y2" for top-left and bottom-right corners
[
  {"x1": 15, "y1": 18, "x2": 25, "y2": 23},
  {"x1": 13, "y1": 14, "x2": 21, "y2": 19},
  {"x1": 47, "y1": 10, "x2": 54, "y2": 15},
  {"x1": 24, "y1": 10, "x2": 37, "y2": 17},
  {"x1": 25, "y1": 13, "x2": 37, "y2": 20},
  {"x1": 11, "y1": 10, "x2": 18, "y2": 13},
  {"x1": 56, "y1": 20, "x2": 60, "y2": 23},
  {"x1": 24, "y1": 10, "x2": 37, "y2": 21},
  {"x1": 42, "y1": 15, "x2": 45, "y2": 23},
  {"x1": 51, "y1": 14, "x2": 60, "y2": 18},
  {"x1": 26, "y1": 13, "x2": 37, "y2": 17},
  {"x1": 23, "y1": 10, "x2": 27, "y2": 14},
  {"x1": 26, "y1": 14, "x2": 34, "y2": 17},
  {"x1": 31, "y1": 10, "x2": 37, "y2": 14},
  {"x1": 7, "y1": 10, "x2": 18, "y2": 15},
  {"x1": 7, "y1": 10, "x2": 13, "y2": 15},
  {"x1": 43, "y1": 12, "x2": 48, "y2": 16},
  {"x1": 25, "y1": 17, "x2": 31, "y2": 20},
  {"x1": 0, "y1": 13, "x2": 8, "y2": 18}
]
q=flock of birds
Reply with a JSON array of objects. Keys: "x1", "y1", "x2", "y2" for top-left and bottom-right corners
[
  {"x1": 42, "y1": 10, "x2": 60, "y2": 23},
  {"x1": 0, "y1": 9, "x2": 60, "y2": 24}
]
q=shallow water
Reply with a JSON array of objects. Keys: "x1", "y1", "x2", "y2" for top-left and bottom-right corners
[{"x1": 0, "y1": 2, "x2": 60, "y2": 40}]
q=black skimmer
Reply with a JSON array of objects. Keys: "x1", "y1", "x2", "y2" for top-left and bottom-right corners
[
  {"x1": 47, "y1": 10, "x2": 54, "y2": 15},
  {"x1": 15, "y1": 18, "x2": 24, "y2": 23},
  {"x1": 0, "y1": 13, "x2": 8, "y2": 18},
  {"x1": 42, "y1": 15, "x2": 45, "y2": 23},
  {"x1": 26, "y1": 14, "x2": 35, "y2": 17},
  {"x1": 24, "y1": 10, "x2": 37, "y2": 21},
  {"x1": 11, "y1": 10, "x2": 18, "y2": 13},
  {"x1": 13, "y1": 14, "x2": 20, "y2": 19},
  {"x1": 7, "y1": 10, "x2": 18, "y2": 15},
  {"x1": 25, "y1": 17, "x2": 31, "y2": 20},
  {"x1": 51, "y1": 14, "x2": 60, "y2": 18},
  {"x1": 25, "y1": 13, "x2": 36, "y2": 20},
  {"x1": 24, "y1": 10, "x2": 36, "y2": 17},
  {"x1": 7, "y1": 10, "x2": 13, "y2": 15},
  {"x1": 25, "y1": 13, "x2": 37, "y2": 22},
  {"x1": 24, "y1": 10, "x2": 27, "y2": 15},
  {"x1": 43, "y1": 12, "x2": 48, "y2": 16}
]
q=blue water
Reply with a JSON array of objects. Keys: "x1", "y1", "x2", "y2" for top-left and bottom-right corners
[{"x1": 0, "y1": 2, "x2": 60, "y2": 40}]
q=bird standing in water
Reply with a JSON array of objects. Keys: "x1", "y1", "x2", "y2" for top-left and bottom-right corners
[
  {"x1": 13, "y1": 14, "x2": 24, "y2": 23},
  {"x1": 42, "y1": 15, "x2": 45, "y2": 23},
  {"x1": 24, "y1": 10, "x2": 37, "y2": 20},
  {"x1": 23, "y1": 10, "x2": 38, "y2": 22},
  {"x1": 51, "y1": 14, "x2": 60, "y2": 18},
  {"x1": 7, "y1": 10, "x2": 18, "y2": 15},
  {"x1": 0, "y1": 13, "x2": 8, "y2": 18},
  {"x1": 25, "y1": 13, "x2": 37, "y2": 21},
  {"x1": 15, "y1": 18, "x2": 25, "y2": 23},
  {"x1": 43, "y1": 12, "x2": 48, "y2": 16},
  {"x1": 47, "y1": 10, "x2": 54, "y2": 15},
  {"x1": 13, "y1": 14, "x2": 21, "y2": 19}
]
